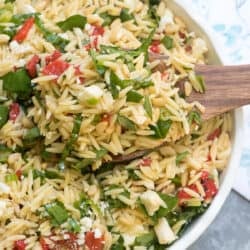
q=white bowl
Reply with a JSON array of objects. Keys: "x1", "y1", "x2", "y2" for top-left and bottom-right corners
[{"x1": 166, "y1": 1, "x2": 244, "y2": 249}]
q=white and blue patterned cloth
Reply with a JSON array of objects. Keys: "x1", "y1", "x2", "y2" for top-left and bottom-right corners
[{"x1": 182, "y1": 0, "x2": 250, "y2": 200}]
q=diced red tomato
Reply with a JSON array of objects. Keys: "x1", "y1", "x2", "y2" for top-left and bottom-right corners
[
  {"x1": 206, "y1": 153, "x2": 212, "y2": 162},
  {"x1": 45, "y1": 50, "x2": 62, "y2": 65},
  {"x1": 92, "y1": 25, "x2": 105, "y2": 36},
  {"x1": 93, "y1": 36, "x2": 99, "y2": 50},
  {"x1": 39, "y1": 237, "x2": 49, "y2": 250},
  {"x1": 43, "y1": 60, "x2": 70, "y2": 77},
  {"x1": 15, "y1": 169, "x2": 22, "y2": 180},
  {"x1": 9, "y1": 103, "x2": 20, "y2": 122},
  {"x1": 188, "y1": 184, "x2": 199, "y2": 193},
  {"x1": 48, "y1": 233, "x2": 79, "y2": 250},
  {"x1": 203, "y1": 178, "x2": 218, "y2": 199},
  {"x1": 177, "y1": 189, "x2": 192, "y2": 204},
  {"x1": 100, "y1": 113, "x2": 111, "y2": 123},
  {"x1": 85, "y1": 43, "x2": 92, "y2": 51},
  {"x1": 140, "y1": 157, "x2": 152, "y2": 167},
  {"x1": 201, "y1": 171, "x2": 209, "y2": 181},
  {"x1": 178, "y1": 31, "x2": 186, "y2": 39},
  {"x1": 74, "y1": 66, "x2": 85, "y2": 83},
  {"x1": 26, "y1": 55, "x2": 40, "y2": 78},
  {"x1": 207, "y1": 127, "x2": 222, "y2": 141},
  {"x1": 149, "y1": 40, "x2": 161, "y2": 54},
  {"x1": 13, "y1": 17, "x2": 35, "y2": 43},
  {"x1": 13, "y1": 240, "x2": 26, "y2": 250},
  {"x1": 85, "y1": 231, "x2": 105, "y2": 250}
]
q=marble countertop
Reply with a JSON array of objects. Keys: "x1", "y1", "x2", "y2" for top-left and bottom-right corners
[{"x1": 189, "y1": 192, "x2": 250, "y2": 250}]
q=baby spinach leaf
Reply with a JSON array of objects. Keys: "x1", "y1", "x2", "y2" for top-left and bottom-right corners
[
  {"x1": 149, "y1": 119, "x2": 172, "y2": 139},
  {"x1": 57, "y1": 14, "x2": 87, "y2": 31},
  {"x1": 0, "y1": 105, "x2": 9, "y2": 128},
  {"x1": 126, "y1": 90, "x2": 143, "y2": 103}
]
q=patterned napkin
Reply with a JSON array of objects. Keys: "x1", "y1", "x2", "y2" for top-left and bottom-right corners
[{"x1": 182, "y1": 0, "x2": 250, "y2": 200}]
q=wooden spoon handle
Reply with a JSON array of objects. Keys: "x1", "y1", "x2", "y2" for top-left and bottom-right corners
[{"x1": 189, "y1": 64, "x2": 250, "y2": 119}]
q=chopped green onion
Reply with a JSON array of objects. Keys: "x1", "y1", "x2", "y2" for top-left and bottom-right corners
[
  {"x1": 117, "y1": 114, "x2": 137, "y2": 131},
  {"x1": 143, "y1": 96, "x2": 153, "y2": 119},
  {"x1": 57, "y1": 15, "x2": 87, "y2": 31},
  {"x1": 161, "y1": 35, "x2": 174, "y2": 50},
  {"x1": 126, "y1": 91, "x2": 143, "y2": 103},
  {"x1": 120, "y1": 9, "x2": 134, "y2": 22},
  {"x1": 0, "y1": 105, "x2": 9, "y2": 128}
]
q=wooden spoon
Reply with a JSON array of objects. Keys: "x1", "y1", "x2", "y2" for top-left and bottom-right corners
[{"x1": 111, "y1": 63, "x2": 250, "y2": 163}]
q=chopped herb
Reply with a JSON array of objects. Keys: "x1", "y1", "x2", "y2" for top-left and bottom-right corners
[
  {"x1": 120, "y1": 9, "x2": 134, "y2": 22},
  {"x1": 44, "y1": 200, "x2": 69, "y2": 226},
  {"x1": 67, "y1": 218, "x2": 80, "y2": 233},
  {"x1": 57, "y1": 15, "x2": 86, "y2": 31},
  {"x1": 95, "y1": 148, "x2": 108, "y2": 159},
  {"x1": 35, "y1": 15, "x2": 69, "y2": 52},
  {"x1": 5, "y1": 173, "x2": 18, "y2": 182},
  {"x1": 59, "y1": 114, "x2": 82, "y2": 165},
  {"x1": 1, "y1": 68, "x2": 32, "y2": 100},
  {"x1": 117, "y1": 114, "x2": 137, "y2": 131},
  {"x1": 188, "y1": 111, "x2": 202, "y2": 125},
  {"x1": 162, "y1": 35, "x2": 174, "y2": 49},
  {"x1": 126, "y1": 91, "x2": 143, "y2": 103},
  {"x1": 143, "y1": 96, "x2": 153, "y2": 119},
  {"x1": 0, "y1": 105, "x2": 9, "y2": 128},
  {"x1": 89, "y1": 49, "x2": 107, "y2": 75},
  {"x1": 100, "y1": 12, "x2": 117, "y2": 26},
  {"x1": 149, "y1": 0, "x2": 161, "y2": 5},
  {"x1": 4, "y1": 0, "x2": 16, "y2": 3},
  {"x1": 0, "y1": 144, "x2": 12, "y2": 163},
  {"x1": 105, "y1": 187, "x2": 130, "y2": 209},
  {"x1": 149, "y1": 119, "x2": 172, "y2": 139},
  {"x1": 170, "y1": 176, "x2": 182, "y2": 186},
  {"x1": 176, "y1": 151, "x2": 189, "y2": 165},
  {"x1": 92, "y1": 114, "x2": 102, "y2": 125}
]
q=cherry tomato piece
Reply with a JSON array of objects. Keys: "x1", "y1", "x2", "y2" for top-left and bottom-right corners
[
  {"x1": 207, "y1": 127, "x2": 221, "y2": 141},
  {"x1": 9, "y1": 103, "x2": 20, "y2": 122},
  {"x1": 26, "y1": 55, "x2": 40, "y2": 78},
  {"x1": 43, "y1": 60, "x2": 70, "y2": 77},
  {"x1": 85, "y1": 231, "x2": 104, "y2": 250},
  {"x1": 13, "y1": 17, "x2": 35, "y2": 43},
  {"x1": 13, "y1": 240, "x2": 26, "y2": 250}
]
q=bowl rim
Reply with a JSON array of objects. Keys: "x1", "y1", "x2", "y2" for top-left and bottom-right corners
[{"x1": 167, "y1": 1, "x2": 244, "y2": 249}]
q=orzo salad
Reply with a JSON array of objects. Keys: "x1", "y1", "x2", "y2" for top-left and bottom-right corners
[{"x1": 0, "y1": 0, "x2": 232, "y2": 249}]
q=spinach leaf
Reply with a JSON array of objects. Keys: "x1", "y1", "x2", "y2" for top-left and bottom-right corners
[
  {"x1": 0, "y1": 144, "x2": 12, "y2": 163},
  {"x1": 117, "y1": 114, "x2": 137, "y2": 131},
  {"x1": 57, "y1": 15, "x2": 87, "y2": 31},
  {"x1": 105, "y1": 187, "x2": 130, "y2": 209},
  {"x1": 134, "y1": 232, "x2": 155, "y2": 247},
  {"x1": 23, "y1": 127, "x2": 41, "y2": 147},
  {"x1": 89, "y1": 49, "x2": 107, "y2": 75},
  {"x1": 149, "y1": 119, "x2": 172, "y2": 139},
  {"x1": 2, "y1": 68, "x2": 32, "y2": 100},
  {"x1": 170, "y1": 175, "x2": 182, "y2": 186},
  {"x1": 44, "y1": 200, "x2": 69, "y2": 226},
  {"x1": 162, "y1": 35, "x2": 174, "y2": 49},
  {"x1": 111, "y1": 236, "x2": 126, "y2": 250},
  {"x1": 176, "y1": 151, "x2": 189, "y2": 165},
  {"x1": 120, "y1": 9, "x2": 134, "y2": 22},
  {"x1": 126, "y1": 90, "x2": 143, "y2": 103},
  {"x1": 143, "y1": 95, "x2": 153, "y2": 119},
  {"x1": 0, "y1": 105, "x2": 9, "y2": 128}
]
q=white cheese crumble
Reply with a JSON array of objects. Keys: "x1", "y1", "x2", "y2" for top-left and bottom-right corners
[
  {"x1": 80, "y1": 217, "x2": 93, "y2": 233},
  {"x1": 10, "y1": 41, "x2": 32, "y2": 55},
  {"x1": 159, "y1": 9, "x2": 174, "y2": 32},
  {"x1": 154, "y1": 218, "x2": 176, "y2": 245},
  {"x1": 0, "y1": 182, "x2": 10, "y2": 194},
  {"x1": 94, "y1": 228, "x2": 102, "y2": 239},
  {"x1": 79, "y1": 85, "x2": 104, "y2": 105},
  {"x1": 140, "y1": 190, "x2": 166, "y2": 216}
]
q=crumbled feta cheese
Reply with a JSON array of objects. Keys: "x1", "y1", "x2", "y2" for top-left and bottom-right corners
[
  {"x1": 58, "y1": 33, "x2": 69, "y2": 40},
  {"x1": 94, "y1": 228, "x2": 102, "y2": 239},
  {"x1": 80, "y1": 217, "x2": 93, "y2": 233},
  {"x1": 77, "y1": 233, "x2": 85, "y2": 245},
  {"x1": 10, "y1": 41, "x2": 32, "y2": 55},
  {"x1": 159, "y1": 9, "x2": 174, "y2": 32},
  {"x1": 63, "y1": 233, "x2": 70, "y2": 240},
  {"x1": 140, "y1": 190, "x2": 166, "y2": 216},
  {"x1": 154, "y1": 218, "x2": 176, "y2": 245},
  {"x1": 0, "y1": 200, "x2": 7, "y2": 217},
  {"x1": 23, "y1": 4, "x2": 36, "y2": 14},
  {"x1": 0, "y1": 182, "x2": 10, "y2": 194},
  {"x1": 79, "y1": 85, "x2": 104, "y2": 105},
  {"x1": 125, "y1": 0, "x2": 136, "y2": 11},
  {"x1": 15, "y1": 59, "x2": 26, "y2": 68},
  {"x1": 123, "y1": 234, "x2": 135, "y2": 246},
  {"x1": 85, "y1": 23, "x2": 92, "y2": 31}
]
